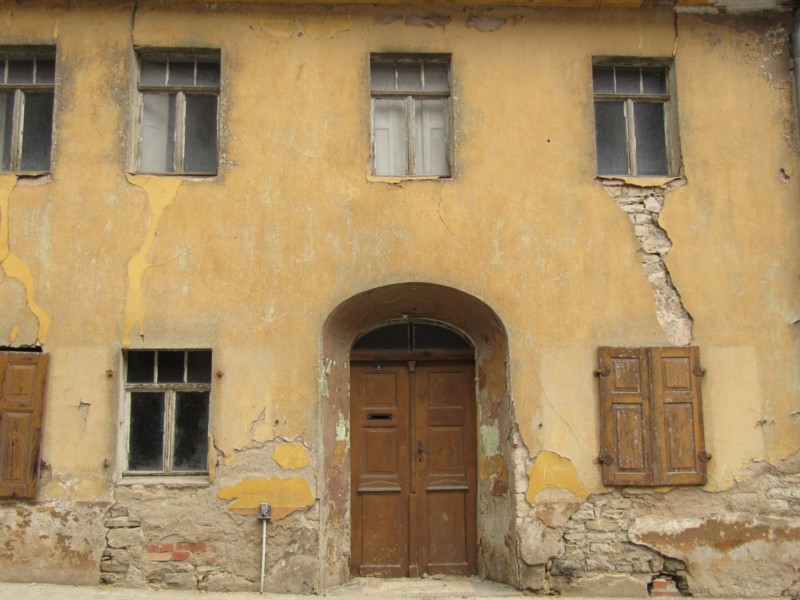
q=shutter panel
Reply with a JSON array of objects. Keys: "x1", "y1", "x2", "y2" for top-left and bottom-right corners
[
  {"x1": 0, "y1": 352, "x2": 48, "y2": 499},
  {"x1": 598, "y1": 347, "x2": 653, "y2": 486},
  {"x1": 650, "y1": 347, "x2": 707, "y2": 486}
]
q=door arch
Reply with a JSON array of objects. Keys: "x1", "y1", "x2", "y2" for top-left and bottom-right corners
[
  {"x1": 349, "y1": 320, "x2": 477, "y2": 577},
  {"x1": 319, "y1": 283, "x2": 515, "y2": 590}
]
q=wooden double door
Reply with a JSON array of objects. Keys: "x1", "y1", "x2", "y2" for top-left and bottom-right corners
[{"x1": 350, "y1": 359, "x2": 477, "y2": 577}]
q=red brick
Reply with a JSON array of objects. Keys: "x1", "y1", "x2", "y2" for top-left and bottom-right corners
[
  {"x1": 171, "y1": 551, "x2": 191, "y2": 561},
  {"x1": 177, "y1": 542, "x2": 206, "y2": 552}
]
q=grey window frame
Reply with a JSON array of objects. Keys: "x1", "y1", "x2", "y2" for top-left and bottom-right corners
[
  {"x1": 122, "y1": 349, "x2": 212, "y2": 477},
  {"x1": 592, "y1": 58, "x2": 681, "y2": 177},
  {"x1": 369, "y1": 54, "x2": 453, "y2": 178},
  {"x1": 0, "y1": 48, "x2": 56, "y2": 174},
  {"x1": 135, "y1": 48, "x2": 220, "y2": 176}
]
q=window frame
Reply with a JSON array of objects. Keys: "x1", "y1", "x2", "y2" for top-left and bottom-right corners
[
  {"x1": 592, "y1": 58, "x2": 681, "y2": 178},
  {"x1": 134, "y1": 48, "x2": 220, "y2": 176},
  {"x1": 369, "y1": 53, "x2": 453, "y2": 179},
  {"x1": 0, "y1": 47, "x2": 56, "y2": 175},
  {"x1": 121, "y1": 349, "x2": 212, "y2": 479}
]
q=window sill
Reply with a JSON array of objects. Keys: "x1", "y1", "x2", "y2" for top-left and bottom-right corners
[
  {"x1": 117, "y1": 474, "x2": 210, "y2": 488},
  {"x1": 367, "y1": 173, "x2": 452, "y2": 185},
  {"x1": 596, "y1": 174, "x2": 683, "y2": 188},
  {"x1": 131, "y1": 171, "x2": 218, "y2": 180}
]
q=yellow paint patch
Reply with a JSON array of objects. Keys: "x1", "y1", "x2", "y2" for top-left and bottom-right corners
[
  {"x1": 303, "y1": 16, "x2": 352, "y2": 39},
  {"x1": 273, "y1": 444, "x2": 309, "y2": 469},
  {"x1": 224, "y1": 454, "x2": 238, "y2": 466},
  {"x1": 218, "y1": 477, "x2": 314, "y2": 520},
  {"x1": 479, "y1": 454, "x2": 506, "y2": 480},
  {"x1": 526, "y1": 450, "x2": 588, "y2": 503},
  {"x1": 260, "y1": 18, "x2": 298, "y2": 37},
  {"x1": 0, "y1": 174, "x2": 52, "y2": 343},
  {"x1": 9, "y1": 324, "x2": 18, "y2": 344},
  {"x1": 123, "y1": 175, "x2": 182, "y2": 345}
]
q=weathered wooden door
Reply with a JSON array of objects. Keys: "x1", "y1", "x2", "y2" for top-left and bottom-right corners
[{"x1": 350, "y1": 359, "x2": 477, "y2": 577}]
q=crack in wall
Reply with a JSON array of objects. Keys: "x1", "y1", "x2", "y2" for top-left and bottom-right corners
[
  {"x1": 0, "y1": 174, "x2": 52, "y2": 344},
  {"x1": 602, "y1": 179, "x2": 693, "y2": 346}
]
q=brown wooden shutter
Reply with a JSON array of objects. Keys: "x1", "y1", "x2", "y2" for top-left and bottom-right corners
[
  {"x1": 0, "y1": 352, "x2": 49, "y2": 499},
  {"x1": 650, "y1": 347, "x2": 707, "y2": 486},
  {"x1": 598, "y1": 347, "x2": 654, "y2": 486}
]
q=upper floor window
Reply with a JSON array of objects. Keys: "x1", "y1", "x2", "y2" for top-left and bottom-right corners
[
  {"x1": 136, "y1": 50, "x2": 220, "y2": 175},
  {"x1": 370, "y1": 55, "x2": 451, "y2": 178},
  {"x1": 0, "y1": 49, "x2": 55, "y2": 174},
  {"x1": 592, "y1": 61, "x2": 679, "y2": 177}
]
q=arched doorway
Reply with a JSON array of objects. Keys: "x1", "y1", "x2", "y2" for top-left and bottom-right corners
[
  {"x1": 319, "y1": 283, "x2": 515, "y2": 590},
  {"x1": 349, "y1": 321, "x2": 477, "y2": 577}
]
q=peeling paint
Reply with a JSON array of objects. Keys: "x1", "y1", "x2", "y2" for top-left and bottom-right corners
[
  {"x1": 218, "y1": 477, "x2": 314, "y2": 520},
  {"x1": 526, "y1": 450, "x2": 588, "y2": 503},
  {"x1": 303, "y1": 16, "x2": 353, "y2": 39},
  {"x1": 467, "y1": 16, "x2": 508, "y2": 32},
  {"x1": 122, "y1": 175, "x2": 182, "y2": 346},
  {"x1": 260, "y1": 18, "x2": 298, "y2": 37},
  {"x1": 0, "y1": 174, "x2": 52, "y2": 343},
  {"x1": 273, "y1": 443, "x2": 309, "y2": 469},
  {"x1": 480, "y1": 423, "x2": 500, "y2": 456},
  {"x1": 9, "y1": 323, "x2": 18, "y2": 343},
  {"x1": 335, "y1": 411, "x2": 348, "y2": 441}
]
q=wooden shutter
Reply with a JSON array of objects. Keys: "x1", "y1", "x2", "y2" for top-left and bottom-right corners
[
  {"x1": 650, "y1": 347, "x2": 707, "y2": 485},
  {"x1": 597, "y1": 346, "x2": 706, "y2": 487},
  {"x1": 598, "y1": 347, "x2": 654, "y2": 486},
  {"x1": 0, "y1": 352, "x2": 48, "y2": 499}
]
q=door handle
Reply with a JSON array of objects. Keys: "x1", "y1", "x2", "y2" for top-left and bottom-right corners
[{"x1": 417, "y1": 440, "x2": 431, "y2": 455}]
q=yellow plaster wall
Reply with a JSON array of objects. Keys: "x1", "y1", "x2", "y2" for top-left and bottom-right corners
[{"x1": 0, "y1": 3, "x2": 795, "y2": 504}]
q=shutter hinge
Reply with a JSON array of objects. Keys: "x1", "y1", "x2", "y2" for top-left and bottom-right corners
[
  {"x1": 693, "y1": 365, "x2": 706, "y2": 377},
  {"x1": 598, "y1": 451, "x2": 614, "y2": 466},
  {"x1": 594, "y1": 365, "x2": 610, "y2": 377},
  {"x1": 698, "y1": 451, "x2": 712, "y2": 463}
]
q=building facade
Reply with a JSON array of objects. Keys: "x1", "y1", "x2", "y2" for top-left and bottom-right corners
[{"x1": 0, "y1": 0, "x2": 799, "y2": 595}]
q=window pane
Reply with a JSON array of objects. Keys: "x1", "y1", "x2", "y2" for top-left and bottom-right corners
[
  {"x1": 642, "y1": 68, "x2": 666, "y2": 94},
  {"x1": 594, "y1": 101, "x2": 629, "y2": 175},
  {"x1": 7, "y1": 59, "x2": 33, "y2": 84},
  {"x1": 414, "y1": 323, "x2": 471, "y2": 350},
  {"x1": 187, "y1": 350, "x2": 212, "y2": 383},
  {"x1": 158, "y1": 350, "x2": 184, "y2": 383},
  {"x1": 0, "y1": 93, "x2": 13, "y2": 171},
  {"x1": 414, "y1": 98, "x2": 447, "y2": 176},
  {"x1": 370, "y1": 61, "x2": 396, "y2": 92},
  {"x1": 140, "y1": 93, "x2": 176, "y2": 172},
  {"x1": 634, "y1": 101, "x2": 668, "y2": 176},
  {"x1": 352, "y1": 323, "x2": 410, "y2": 350},
  {"x1": 373, "y1": 98, "x2": 407, "y2": 176},
  {"x1": 592, "y1": 66, "x2": 614, "y2": 93},
  {"x1": 19, "y1": 92, "x2": 53, "y2": 172},
  {"x1": 140, "y1": 58, "x2": 167, "y2": 85},
  {"x1": 615, "y1": 67, "x2": 640, "y2": 94},
  {"x1": 397, "y1": 62, "x2": 422, "y2": 91},
  {"x1": 168, "y1": 60, "x2": 195, "y2": 86},
  {"x1": 183, "y1": 94, "x2": 217, "y2": 173},
  {"x1": 127, "y1": 350, "x2": 155, "y2": 383},
  {"x1": 423, "y1": 62, "x2": 449, "y2": 92},
  {"x1": 173, "y1": 392, "x2": 209, "y2": 471},
  {"x1": 128, "y1": 392, "x2": 165, "y2": 471},
  {"x1": 196, "y1": 61, "x2": 220, "y2": 87},
  {"x1": 35, "y1": 59, "x2": 55, "y2": 84}
]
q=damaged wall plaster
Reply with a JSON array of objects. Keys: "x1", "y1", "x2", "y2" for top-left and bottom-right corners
[
  {"x1": 601, "y1": 179, "x2": 693, "y2": 346},
  {"x1": 273, "y1": 444, "x2": 309, "y2": 469},
  {"x1": 526, "y1": 450, "x2": 588, "y2": 503}
]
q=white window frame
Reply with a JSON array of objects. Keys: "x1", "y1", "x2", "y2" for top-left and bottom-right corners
[
  {"x1": 134, "y1": 48, "x2": 220, "y2": 176},
  {"x1": 119, "y1": 349, "x2": 212, "y2": 481},
  {"x1": 369, "y1": 54, "x2": 453, "y2": 178},
  {"x1": 592, "y1": 59, "x2": 681, "y2": 178},
  {"x1": 0, "y1": 48, "x2": 56, "y2": 174}
]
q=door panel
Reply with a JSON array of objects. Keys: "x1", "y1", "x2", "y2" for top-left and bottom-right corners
[{"x1": 351, "y1": 359, "x2": 476, "y2": 577}]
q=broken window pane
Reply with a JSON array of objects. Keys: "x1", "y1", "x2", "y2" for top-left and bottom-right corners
[
  {"x1": 634, "y1": 102, "x2": 668, "y2": 176},
  {"x1": 184, "y1": 94, "x2": 217, "y2": 173},
  {"x1": 127, "y1": 350, "x2": 155, "y2": 383},
  {"x1": 140, "y1": 93, "x2": 176, "y2": 173},
  {"x1": 157, "y1": 350, "x2": 184, "y2": 383},
  {"x1": 373, "y1": 98, "x2": 408, "y2": 176},
  {"x1": 0, "y1": 93, "x2": 13, "y2": 171},
  {"x1": 19, "y1": 92, "x2": 53, "y2": 171},
  {"x1": 414, "y1": 98, "x2": 447, "y2": 176},
  {"x1": 128, "y1": 392, "x2": 165, "y2": 471},
  {"x1": 187, "y1": 350, "x2": 212, "y2": 383},
  {"x1": 594, "y1": 101, "x2": 628, "y2": 175},
  {"x1": 173, "y1": 391, "x2": 210, "y2": 471}
]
